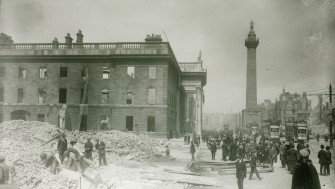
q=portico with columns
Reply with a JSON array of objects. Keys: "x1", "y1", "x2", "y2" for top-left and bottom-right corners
[{"x1": 179, "y1": 55, "x2": 207, "y2": 137}]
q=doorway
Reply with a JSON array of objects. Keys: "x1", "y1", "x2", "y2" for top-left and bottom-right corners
[{"x1": 126, "y1": 116, "x2": 133, "y2": 131}]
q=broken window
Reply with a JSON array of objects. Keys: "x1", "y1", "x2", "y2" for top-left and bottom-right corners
[
  {"x1": 0, "y1": 88, "x2": 3, "y2": 102},
  {"x1": 39, "y1": 67, "x2": 47, "y2": 78},
  {"x1": 127, "y1": 66, "x2": 135, "y2": 78},
  {"x1": 19, "y1": 67, "x2": 26, "y2": 78},
  {"x1": 126, "y1": 89, "x2": 134, "y2": 105},
  {"x1": 100, "y1": 115, "x2": 109, "y2": 130},
  {"x1": 17, "y1": 88, "x2": 25, "y2": 103},
  {"x1": 38, "y1": 88, "x2": 46, "y2": 103},
  {"x1": 37, "y1": 114, "x2": 45, "y2": 122},
  {"x1": 102, "y1": 67, "x2": 110, "y2": 79},
  {"x1": 101, "y1": 89, "x2": 109, "y2": 104},
  {"x1": 59, "y1": 88, "x2": 67, "y2": 104},
  {"x1": 0, "y1": 67, "x2": 5, "y2": 77},
  {"x1": 148, "y1": 88, "x2": 156, "y2": 105},
  {"x1": 149, "y1": 67, "x2": 156, "y2": 79},
  {"x1": 60, "y1": 67, "x2": 68, "y2": 78}
]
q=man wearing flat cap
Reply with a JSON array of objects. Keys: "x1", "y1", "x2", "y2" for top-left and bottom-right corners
[{"x1": 291, "y1": 148, "x2": 320, "y2": 189}]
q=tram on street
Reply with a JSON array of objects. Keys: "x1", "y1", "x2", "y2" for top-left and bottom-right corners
[
  {"x1": 285, "y1": 121, "x2": 308, "y2": 142},
  {"x1": 269, "y1": 125, "x2": 280, "y2": 139}
]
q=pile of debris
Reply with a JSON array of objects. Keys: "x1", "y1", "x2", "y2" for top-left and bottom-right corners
[
  {"x1": 66, "y1": 130, "x2": 164, "y2": 160},
  {"x1": 0, "y1": 120, "x2": 168, "y2": 188},
  {"x1": 0, "y1": 120, "x2": 79, "y2": 188}
]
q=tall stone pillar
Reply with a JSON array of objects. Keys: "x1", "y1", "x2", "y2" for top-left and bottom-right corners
[{"x1": 245, "y1": 20, "x2": 259, "y2": 110}]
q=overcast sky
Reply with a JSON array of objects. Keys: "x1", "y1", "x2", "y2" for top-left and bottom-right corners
[{"x1": 1, "y1": 0, "x2": 334, "y2": 113}]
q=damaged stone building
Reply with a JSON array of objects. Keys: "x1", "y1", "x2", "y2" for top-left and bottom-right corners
[{"x1": 0, "y1": 32, "x2": 206, "y2": 138}]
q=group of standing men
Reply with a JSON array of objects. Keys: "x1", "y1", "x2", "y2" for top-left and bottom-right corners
[{"x1": 39, "y1": 133, "x2": 109, "y2": 175}]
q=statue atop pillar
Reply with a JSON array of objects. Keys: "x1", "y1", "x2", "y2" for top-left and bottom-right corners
[{"x1": 250, "y1": 20, "x2": 255, "y2": 30}]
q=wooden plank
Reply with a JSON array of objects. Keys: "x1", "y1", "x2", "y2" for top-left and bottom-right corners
[
  {"x1": 163, "y1": 169, "x2": 197, "y2": 176},
  {"x1": 142, "y1": 176, "x2": 222, "y2": 186},
  {"x1": 39, "y1": 131, "x2": 66, "y2": 147},
  {"x1": 218, "y1": 167, "x2": 274, "y2": 175}
]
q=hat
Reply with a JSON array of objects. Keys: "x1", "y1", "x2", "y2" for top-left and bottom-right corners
[
  {"x1": 299, "y1": 148, "x2": 309, "y2": 158},
  {"x1": 0, "y1": 153, "x2": 5, "y2": 161}
]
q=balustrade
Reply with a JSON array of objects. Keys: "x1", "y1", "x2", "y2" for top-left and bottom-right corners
[{"x1": 0, "y1": 42, "x2": 167, "y2": 51}]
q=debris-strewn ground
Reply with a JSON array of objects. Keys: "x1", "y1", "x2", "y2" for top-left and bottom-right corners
[{"x1": 0, "y1": 120, "x2": 181, "y2": 188}]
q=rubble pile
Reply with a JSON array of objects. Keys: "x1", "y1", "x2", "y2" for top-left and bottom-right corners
[
  {"x1": 0, "y1": 120, "x2": 169, "y2": 187},
  {"x1": 0, "y1": 120, "x2": 79, "y2": 188}
]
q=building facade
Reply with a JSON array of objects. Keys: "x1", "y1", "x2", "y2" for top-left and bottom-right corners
[
  {"x1": 0, "y1": 32, "x2": 206, "y2": 139},
  {"x1": 276, "y1": 89, "x2": 312, "y2": 125}
]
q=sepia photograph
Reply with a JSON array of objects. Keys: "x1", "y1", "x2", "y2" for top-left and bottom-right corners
[{"x1": 0, "y1": 0, "x2": 334, "y2": 188}]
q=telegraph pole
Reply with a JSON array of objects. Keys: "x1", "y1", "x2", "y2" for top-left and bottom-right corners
[{"x1": 330, "y1": 84, "x2": 333, "y2": 148}]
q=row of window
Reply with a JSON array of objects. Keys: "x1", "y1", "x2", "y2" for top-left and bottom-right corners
[
  {"x1": 0, "y1": 87, "x2": 156, "y2": 104},
  {"x1": 0, "y1": 66, "x2": 157, "y2": 79},
  {"x1": 30, "y1": 114, "x2": 156, "y2": 132}
]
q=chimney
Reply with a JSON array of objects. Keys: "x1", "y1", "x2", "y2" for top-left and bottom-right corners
[
  {"x1": 65, "y1": 33, "x2": 73, "y2": 49},
  {"x1": 145, "y1": 34, "x2": 162, "y2": 42},
  {"x1": 76, "y1": 30, "x2": 84, "y2": 43},
  {"x1": 52, "y1": 37, "x2": 59, "y2": 49}
]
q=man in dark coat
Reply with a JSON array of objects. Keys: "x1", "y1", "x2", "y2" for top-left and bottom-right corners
[
  {"x1": 249, "y1": 150, "x2": 262, "y2": 180},
  {"x1": 280, "y1": 141, "x2": 287, "y2": 168},
  {"x1": 84, "y1": 138, "x2": 93, "y2": 160},
  {"x1": 210, "y1": 141, "x2": 217, "y2": 160},
  {"x1": 221, "y1": 141, "x2": 229, "y2": 161},
  {"x1": 325, "y1": 146, "x2": 332, "y2": 176},
  {"x1": 95, "y1": 138, "x2": 107, "y2": 166},
  {"x1": 291, "y1": 148, "x2": 320, "y2": 189},
  {"x1": 236, "y1": 156, "x2": 247, "y2": 189},
  {"x1": 57, "y1": 133, "x2": 67, "y2": 163},
  {"x1": 317, "y1": 144, "x2": 327, "y2": 175},
  {"x1": 230, "y1": 142, "x2": 238, "y2": 161},
  {"x1": 287, "y1": 143, "x2": 298, "y2": 174}
]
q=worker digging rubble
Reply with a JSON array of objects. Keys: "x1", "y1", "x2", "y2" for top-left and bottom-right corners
[
  {"x1": 39, "y1": 151, "x2": 61, "y2": 175},
  {"x1": 0, "y1": 153, "x2": 10, "y2": 184},
  {"x1": 67, "y1": 140, "x2": 80, "y2": 158},
  {"x1": 66, "y1": 150, "x2": 79, "y2": 171},
  {"x1": 57, "y1": 133, "x2": 68, "y2": 163}
]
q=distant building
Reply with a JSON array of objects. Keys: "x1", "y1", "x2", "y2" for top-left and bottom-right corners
[
  {"x1": 276, "y1": 89, "x2": 312, "y2": 125},
  {"x1": 0, "y1": 32, "x2": 207, "y2": 139}
]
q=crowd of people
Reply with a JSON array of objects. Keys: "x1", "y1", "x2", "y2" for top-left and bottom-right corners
[
  {"x1": 204, "y1": 132, "x2": 281, "y2": 167},
  {"x1": 201, "y1": 130, "x2": 333, "y2": 189}
]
